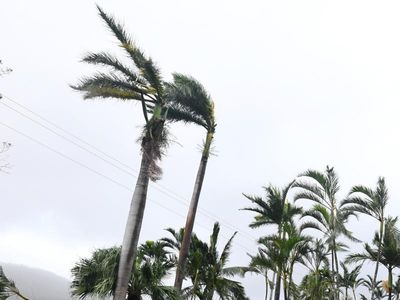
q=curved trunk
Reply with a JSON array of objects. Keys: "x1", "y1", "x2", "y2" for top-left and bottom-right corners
[
  {"x1": 174, "y1": 132, "x2": 213, "y2": 291},
  {"x1": 370, "y1": 219, "x2": 384, "y2": 300},
  {"x1": 113, "y1": 142, "x2": 152, "y2": 300}
]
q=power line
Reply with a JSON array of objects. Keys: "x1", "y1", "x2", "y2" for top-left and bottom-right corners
[
  {"x1": 0, "y1": 94, "x2": 258, "y2": 242},
  {"x1": 0, "y1": 120, "x2": 255, "y2": 253}
]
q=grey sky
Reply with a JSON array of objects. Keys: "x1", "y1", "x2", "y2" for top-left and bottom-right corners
[{"x1": 1, "y1": 0, "x2": 400, "y2": 298}]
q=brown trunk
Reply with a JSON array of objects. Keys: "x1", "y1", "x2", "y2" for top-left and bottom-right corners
[{"x1": 174, "y1": 132, "x2": 213, "y2": 291}]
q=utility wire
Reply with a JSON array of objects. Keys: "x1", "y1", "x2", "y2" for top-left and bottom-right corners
[
  {"x1": 0, "y1": 94, "x2": 258, "y2": 242},
  {"x1": 0, "y1": 119, "x2": 255, "y2": 253}
]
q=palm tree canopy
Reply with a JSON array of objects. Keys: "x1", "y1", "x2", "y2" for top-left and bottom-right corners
[
  {"x1": 72, "y1": 6, "x2": 163, "y2": 106},
  {"x1": 293, "y1": 166, "x2": 339, "y2": 210},
  {"x1": 165, "y1": 223, "x2": 247, "y2": 299},
  {"x1": 164, "y1": 73, "x2": 216, "y2": 133},
  {"x1": 242, "y1": 181, "x2": 301, "y2": 229},
  {"x1": 0, "y1": 267, "x2": 27, "y2": 300},
  {"x1": 346, "y1": 217, "x2": 400, "y2": 269},
  {"x1": 71, "y1": 241, "x2": 179, "y2": 300},
  {"x1": 71, "y1": 6, "x2": 172, "y2": 181},
  {"x1": 341, "y1": 177, "x2": 388, "y2": 222}
]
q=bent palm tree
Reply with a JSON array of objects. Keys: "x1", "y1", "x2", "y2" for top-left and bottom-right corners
[
  {"x1": 72, "y1": 7, "x2": 171, "y2": 300},
  {"x1": 71, "y1": 241, "x2": 179, "y2": 300},
  {"x1": 162, "y1": 74, "x2": 216, "y2": 291},
  {"x1": 341, "y1": 177, "x2": 388, "y2": 299}
]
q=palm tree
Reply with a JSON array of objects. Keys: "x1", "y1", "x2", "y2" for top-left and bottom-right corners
[
  {"x1": 71, "y1": 241, "x2": 179, "y2": 300},
  {"x1": 241, "y1": 250, "x2": 274, "y2": 300},
  {"x1": 0, "y1": 267, "x2": 29, "y2": 300},
  {"x1": 298, "y1": 239, "x2": 331, "y2": 300},
  {"x1": 163, "y1": 74, "x2": 216, "y2": 291},
  {"x1": 341, "y1": 177, "x2": 389, "y2": 299},
  {"x1": 337, "y1": 262, "x2": 362, "y2": 300},
  {"x1": 72, "y1": 7, "x2": 174, "y2": 300},
  {"x1": 258, "y1": 222, "x2": 311, "y2": 300},
  {"x1": 293, "y1": 166, "x2": 357, "y2": 299},
  {"x1": 359, "y1": 275, "x2": 384, "y2": 300},
  {"x1": 164, "y1": 223, "x2": 247, "y2": 299},
  {"x1": 346, "y1": 217, "x2": 400, "y2": 300},
  {"x1": 242, "y1": 181, "x2": 300, "y2": 300}
]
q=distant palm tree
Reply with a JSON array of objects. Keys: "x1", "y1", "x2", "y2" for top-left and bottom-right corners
[
  {"x1": 163, "y1": 74, "x2": 216, "y2": 291},
  {"x1": 0, "y1": 266, "x2": 29, "y2": 300},
  {"x1": 294, "y1": 166, "x2": 357, "y2": 299},
  {"x1": 347, "y1": 217, "x2": 400, "y2": 300},
  {"x1": 341, "y1": 177, "x2": 388, "y2": 299},
  {"x1": 299, "y1": 267, "x2": 331, "y2": 300},
  {"x1": 72, "y1": 6, "x2": 179, "y2": 300},
  {"x1": 240, "y1": 249, "x2": 274, "y2": 300},
  {"x1": 258, "y1": 223, "x2": 310, "y2": 300},
  {"x1": 337, "y1": 262, "x2": 362, "y2": 300},
  {"x1": 71, "y1": 241, "x2": 179, "y2": 300},
  {"x1": 299, "y1": 239, "x2": 331, "y2": 300},
  {"x1": 164, "y1": 223, "x2": 247, "y2": 299},
  {"x1": 242, "y1": 181, "x2": 300, "y2": 300},
  {"x1": 359, "y1": 275, "x2": 384, "y2": 300}
]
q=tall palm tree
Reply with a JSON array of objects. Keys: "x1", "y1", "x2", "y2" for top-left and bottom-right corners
[
  {"x1": 346, "y1": 217, "x2": 400, "y2": 300},
  {"x1": 162, "y1": 74, "x2": 216, "y2": 291},
  {"x1": 72, "y1": 7, "x2": 174, "y2": 300},
  {"x1": 0, "y1": 267, "x2": 29, "y2": 300},
  {"x1": 242, "y1": 181, "x2": 300, "y2": 300},
  {"x1": 71, "y1": 241, "x2": 179, "y2": 300},
  {"x1": 293, "y1": 166, "x2": 356, "y2": 299},
  {"x1": 341, "y1": 177, "x2": 389, "y2": 299}
]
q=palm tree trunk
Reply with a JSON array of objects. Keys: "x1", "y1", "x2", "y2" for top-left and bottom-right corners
[
  {"x1": 389, "y1": 267, "x2": 393, "y2": 300},
  {"x1": 113, "y1": 145, "x2": 151, "y2": 300},
  {"x1": 265, "y1": 275, "x2": 269, "y2": 300},
  {"x1": 283, "y1": 272, "x2": 288, "y2": 300},
  {"x1": 269, "y1": 272, "x2": 276, "y2": 300},
  {"x1": 331, "y1": 248, "x2": 336, "y2": 300},
  {"x1": 370, "y1": 219, "x2": 384, "y2": 300},
  {"x1": 174, "y1": 132, "x2": 213, "y2": 291},
  {"x1": 274, "y1": 268, "x2": 282, "y2": 300},
  {"x1": 352, "y1": 288, "x2": 357, "y2": 300},
  {"x1": 288, "y1": 258, "x2": 296, "y2": 299},
  {"x1": 334, "y1": 241, "x2": 340, "y2": 300}
]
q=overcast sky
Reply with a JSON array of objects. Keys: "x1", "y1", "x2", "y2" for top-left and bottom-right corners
[{"x1": 1, "y1": 0, "x2": 400, "y2": 298}]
